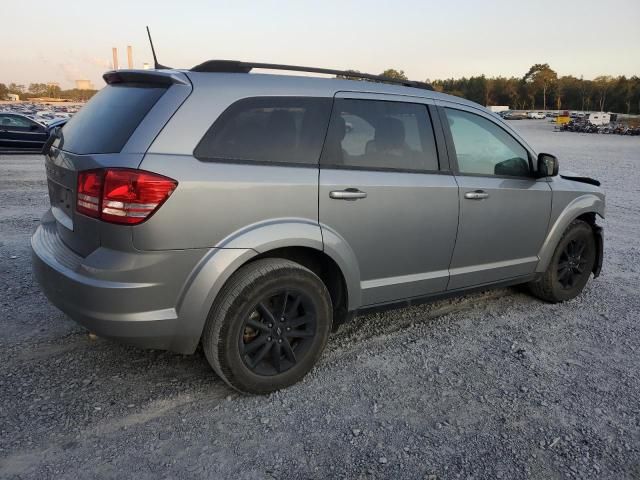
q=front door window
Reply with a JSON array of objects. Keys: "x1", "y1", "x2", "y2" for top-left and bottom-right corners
[{"x1": 444, "y1": 108, "x2": 530, "y2": 177}]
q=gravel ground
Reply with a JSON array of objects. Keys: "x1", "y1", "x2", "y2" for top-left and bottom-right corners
[{"x1": 1, "y1": 120, "x2": 639, "y2": 479}]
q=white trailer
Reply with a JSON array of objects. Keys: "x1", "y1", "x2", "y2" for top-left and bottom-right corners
[
  {"x1": 487, "y1": 105, "x2": 509, "y2": 113},
  {"x1": 587, "y1": 112, "x2": 611, "y2": 126}
]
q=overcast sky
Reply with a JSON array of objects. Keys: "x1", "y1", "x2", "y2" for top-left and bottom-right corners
[{"x1": 2, "y1": 0, "x2": 639, "y2": 89}]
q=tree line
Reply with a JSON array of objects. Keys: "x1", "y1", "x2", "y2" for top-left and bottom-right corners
[
  {"x1": 0, "y1": 82, "x2": 97, "y2": 102},
  {"x1": 2, "y1": 64, "x2": 639, "y2": 112},
  {"x1": 349, "y1": 65, "x2": 640, "y2": 114}
]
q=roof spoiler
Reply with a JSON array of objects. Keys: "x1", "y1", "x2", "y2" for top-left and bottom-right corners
[
  {"x1": 190, "y1": 60, "x2": 433, "y2": 91},
  {"x1": 102, "y1": 69, "x2": 189, "y2": 86}
]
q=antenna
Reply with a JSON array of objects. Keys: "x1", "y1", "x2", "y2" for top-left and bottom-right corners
[{"x1": 146, "y1": 26, "x2": 170, "y2": 70}]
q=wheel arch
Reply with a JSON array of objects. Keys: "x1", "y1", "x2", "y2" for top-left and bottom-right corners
[
  {"x1": 248, "y1": 246, "x2": 353, "y2": 329},
  {"x1": 175, "y1": 219, "x2": 361, "y2": 353},
  {"x1": 215, "y1": 218, "x2": 361, "y2": 312},
  {"x1": 536, "y1": 194, "x2": 604, "y2": 273}
]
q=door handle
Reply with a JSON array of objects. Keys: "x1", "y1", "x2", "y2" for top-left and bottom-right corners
[
  {"x1": 329, "y1": 188, "x2": 367, "y2": 200},
  {"x1": 464, "y1": 190, "x2": 489, "y2": 200}
]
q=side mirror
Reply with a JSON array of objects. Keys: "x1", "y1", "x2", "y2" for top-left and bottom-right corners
[{"x1": 537, "y1": 153, "x2": 559, "y2": 177}]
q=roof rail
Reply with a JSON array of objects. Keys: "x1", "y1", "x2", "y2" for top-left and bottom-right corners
[{"x1": 189, "y1": 60, "x2": 432, "y2": 91}]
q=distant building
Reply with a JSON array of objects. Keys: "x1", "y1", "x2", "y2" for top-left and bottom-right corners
[
  {"x1": 75, "y1": 79, "x2": 94, "y2": 90},
  {"x1": 8, "y1": 93, "x2": 20, "y2": 101}
]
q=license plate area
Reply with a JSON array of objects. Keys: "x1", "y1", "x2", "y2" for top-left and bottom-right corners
[{"x1": 48, "y1": 179, "x2": 74, "y2": 231}]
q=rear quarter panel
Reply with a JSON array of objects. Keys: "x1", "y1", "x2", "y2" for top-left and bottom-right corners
[{"x1": 134, "y1": 155, "x2": 320, "y2": 251}]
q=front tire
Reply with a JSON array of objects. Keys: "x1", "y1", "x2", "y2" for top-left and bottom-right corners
[
  {"x1": 529, "y1": 220, "x2": 597, "y2": 303},
  {"x1": 202, "y1": 258, "x2": 332, "y2": 394}
]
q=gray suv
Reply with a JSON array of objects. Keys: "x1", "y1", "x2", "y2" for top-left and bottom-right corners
[{"x1": 32, "y1": 61, "x2": 604, "y2": 394}]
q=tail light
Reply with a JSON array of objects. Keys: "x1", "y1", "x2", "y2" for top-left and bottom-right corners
[
  {"x1": 76, "y1": 169, "x2": 177, "y2": 225},
  {"x1": 76, "y1": 170, "x2": 103, "y2": 217}
]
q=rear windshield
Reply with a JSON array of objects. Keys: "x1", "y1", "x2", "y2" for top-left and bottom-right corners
[{"x1": 56, "y1": 83, "x2": 165, "y2": 154}]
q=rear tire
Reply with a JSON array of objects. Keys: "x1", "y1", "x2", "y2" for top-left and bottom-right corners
[
  {"x1": 529, "y1": 220, "x2": 596, "y2": 303},
  {"x1": 202, "y1": 258, "x2": 332, "y2": 394}
]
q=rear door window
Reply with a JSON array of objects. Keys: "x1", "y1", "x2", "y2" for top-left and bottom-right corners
[
  {"x1": 56, "y1": 83, "x2": 166, "y2": 154},
  {"x1": 320, "y1": 99, "x2": 439, "y2": 172},
  {"x1": 194, "y1": 97, "x2": 332, "y2": 165}
]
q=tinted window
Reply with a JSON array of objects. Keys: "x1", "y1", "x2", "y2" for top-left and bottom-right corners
[
  {"x1": 445, "y1": 108, "x2": 530, "y2": 177},
  {"x1": 0, "y1": 115, "x2": 34, "y2": 128},
  {"x1": 321, "y1": 99, "x2": 439, "y2": 172},
  {"x1": 194, "y1": 97, "x2": 332, "y2": 165},
  {"x1": 56, "y1": 84, "x2": 165, "y2": 154}
]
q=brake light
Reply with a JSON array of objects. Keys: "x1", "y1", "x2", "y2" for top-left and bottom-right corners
[
  {"x1": 77, "y1": 170, "x2": 104, "y2": 218},
  {"x1": 76, "y1": 168, "x2": 177, "y2": 225}
]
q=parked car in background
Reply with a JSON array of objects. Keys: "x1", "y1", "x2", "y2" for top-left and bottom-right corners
[
  {"x1": 0, "y1": 113, "x2": 51, "y2": 150},
  {"x1": 45, "y1": 117, "x2": 69, "y2": 131},
  {"x1": 527, "y1": 112, "x2": 546, "y2": 119},
  {"x1": 32, "y1": 62, "x2": 605, "y2": 394},
  {"x1": 504, "y1": 111, "x2": 528, "y2": 120}
]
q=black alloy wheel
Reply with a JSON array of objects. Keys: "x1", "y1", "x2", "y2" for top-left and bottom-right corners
[
  {"x1": 528, "y1": 220, "x2": 597, "y2": 303},
  {"x1": 239, "y1": 290, "x2": 317, "y2": 376},
  {"x1": 202, "y1": 258, "x2": 332, "y2": 394},
  {"x1": 556, "y1": 238, "x2": 590, "y2": 289}
]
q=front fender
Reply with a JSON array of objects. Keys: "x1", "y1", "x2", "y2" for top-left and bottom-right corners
[{"x1": 536, "y1": 194, "x2": 605, "y2": 273}]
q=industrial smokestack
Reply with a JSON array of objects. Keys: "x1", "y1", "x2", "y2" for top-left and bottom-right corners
[
  {"x1": 127, "y1": 45, "x2": 133, "y2": 69},
  {"x1": 112, "y1": 47, "x2": 119, "y2": 70}
]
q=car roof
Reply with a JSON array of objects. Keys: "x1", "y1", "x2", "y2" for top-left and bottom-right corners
[
  {"x1": 104, "y1": 67, "x2": 484, "y2": 111},
  {"x1": 181, "y1": 70, "x2": 481, "y2": 109}
]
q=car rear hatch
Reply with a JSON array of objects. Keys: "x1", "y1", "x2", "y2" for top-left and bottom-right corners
[{"x1": 44, "y1": 70, "x2": 192, "y2": 256}]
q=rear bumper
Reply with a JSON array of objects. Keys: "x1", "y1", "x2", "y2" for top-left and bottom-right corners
[{"x1": 31, "y1": 211, "x2": 210, "y2": 353}]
